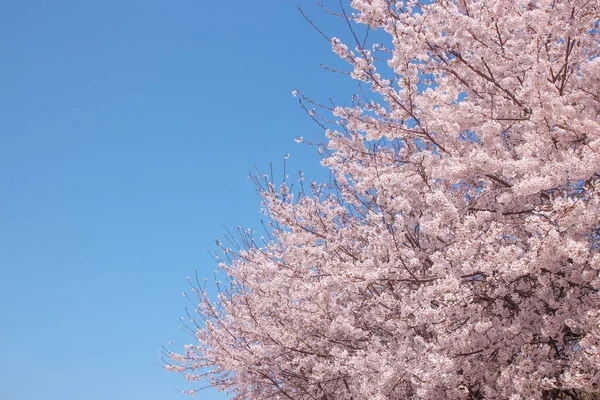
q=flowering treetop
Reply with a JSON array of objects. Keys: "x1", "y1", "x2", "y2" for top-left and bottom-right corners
[{"x1": 165, "y1": 1, "x2": 600, "y2": 399}]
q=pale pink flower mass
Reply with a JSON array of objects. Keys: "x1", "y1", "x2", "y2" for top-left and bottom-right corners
[{"x1": 165, "y1": 1, "x2": 600, "y2": 399}]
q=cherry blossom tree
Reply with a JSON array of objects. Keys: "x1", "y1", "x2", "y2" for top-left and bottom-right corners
[{"x1": 164, "y1": 1, "x2": 600, "y2": 399}]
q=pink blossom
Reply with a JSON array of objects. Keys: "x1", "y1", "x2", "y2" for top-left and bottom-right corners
[{"x1": 165, "y1": 1, "x2": 600, "y2": 399}]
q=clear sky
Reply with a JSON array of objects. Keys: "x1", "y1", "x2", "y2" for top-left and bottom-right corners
[{"x1": 0, "y1": 1, "x2": 355, "y2": 399}]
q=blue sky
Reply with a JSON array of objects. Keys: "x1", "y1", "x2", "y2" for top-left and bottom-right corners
[{"x1": 0, "y1": 1, "x2": 355, "y2": 399}]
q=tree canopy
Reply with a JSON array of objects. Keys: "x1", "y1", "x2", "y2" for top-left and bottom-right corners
[{"x1": 165, "y1": 1, "x2": 600, "y2": 399}]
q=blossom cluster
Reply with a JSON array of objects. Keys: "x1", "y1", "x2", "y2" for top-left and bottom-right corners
[{"x1": 166, "y1": 1, "x2": 600, "y2": 399}]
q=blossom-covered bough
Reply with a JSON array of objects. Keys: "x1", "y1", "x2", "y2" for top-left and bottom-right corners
[{"x1": 165, "y1": 1, "x2": 600, "y2": 399}]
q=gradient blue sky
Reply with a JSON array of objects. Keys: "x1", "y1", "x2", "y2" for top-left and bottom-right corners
[{"x1": 0, "y1": 1, "x2": 356, "y2": 399}]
